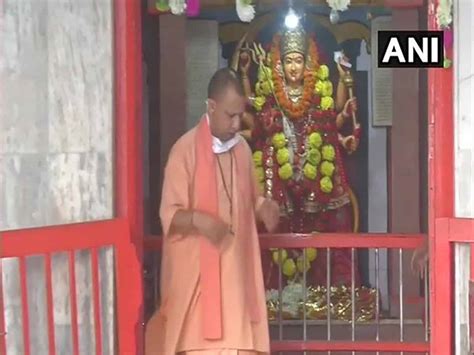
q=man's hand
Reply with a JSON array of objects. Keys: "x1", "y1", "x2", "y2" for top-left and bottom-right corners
[
  {"x1": 258, "y1": 198, "x2": 280, "y2": 233},
  {"x1": 411, "y1": 244, "x2": 429, "y2": 279},
  {"x1": 193, "y1": 211, "x2": 230, "y2": 246}
]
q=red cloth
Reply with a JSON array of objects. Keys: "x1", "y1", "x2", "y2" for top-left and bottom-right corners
[{"x1": 194, "y1": 117, "x2": 223, "y2": 339}]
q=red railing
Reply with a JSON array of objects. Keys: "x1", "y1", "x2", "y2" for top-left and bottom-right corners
[
  {"x1": 144, "y1": 232, "x2": 430, "y2": 354},
  {"x1": 0, "y1": 219, "x2": 132, "y2": 355},
  {"x1": 144, "y1": 233, "x2": 425, "y2": 250}
]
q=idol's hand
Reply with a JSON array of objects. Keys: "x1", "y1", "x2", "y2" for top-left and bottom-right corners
[
  {"x1": 343, "y1": 97, "x2": 358, "y2": 117},
  {"x1": 193, "y1": 211, "x2": 231, "y2": 246},
  {"x1": 258, "y1": 198, "x2": 280, "y2": 233},
  {"x1": 341, "y1": 135, "x2": 359, "y2": 153},
  {"x1": 336, "y1": 53, "x2": 350, "y2": 76},
  {"x1": 239, "y1": 50, "x2": 251, "y2": 75},
  {"x1": 251, "y1": 42, "x2": 267, "y2": 65},
  {"x1": 230, "y1": 33, "x2": 248, "y2": 72}
]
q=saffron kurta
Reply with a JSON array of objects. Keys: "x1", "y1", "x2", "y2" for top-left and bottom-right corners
[{"x1": 145, "y1": 126, "x2": 270, "y2": 355}]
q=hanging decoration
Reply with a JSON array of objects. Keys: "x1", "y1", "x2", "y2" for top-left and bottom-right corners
[
  {"x1": 169, "y1": 0, "x2": 186, "y2": 15},
  {"x1": 326, "y1": 0, "x2": 351, "y2": 24},
  {"x1": 436, "y1": 0, "x2": 453, "y2": 29},
  {"x1": 155, "y1": 0, "x2": 170, "y2": 12},
  {"x1": 436, "y1": 0, "x2": 453, "y2": 68},
  {"x1": 186, "y1": 0, "x2": 201, "y2": 17},
  {"x1": 236, "y1": 0, "x2": 255, "y2": 23}
]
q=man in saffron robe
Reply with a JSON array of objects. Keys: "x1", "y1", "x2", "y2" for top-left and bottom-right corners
[{"x1": 146, "y1": 68, "x2": 280, "y2": 355}]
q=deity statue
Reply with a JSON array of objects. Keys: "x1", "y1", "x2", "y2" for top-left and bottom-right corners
[{"x1": 232, "y1": 24, "x2": 362, "y2": 288}]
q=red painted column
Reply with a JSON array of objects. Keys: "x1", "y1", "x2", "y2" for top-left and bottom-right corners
[
  {"x1": 428, "y1": 0, "x2": 454, "y2": 353},
  {"x1": 115, "y1": 0, "x2": 145, "y2": 353}
]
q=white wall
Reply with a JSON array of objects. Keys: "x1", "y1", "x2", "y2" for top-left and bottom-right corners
[
  {"x1": 454, "y1": 1, "x2": 474, "y2": 219},
  {"x1": 453, "y1": 1, "x2": 474, "y2": 354}
]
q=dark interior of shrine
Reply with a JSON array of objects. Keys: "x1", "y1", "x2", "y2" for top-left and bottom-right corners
[{"x1": 140, "y1": 0, "x2": 430, "y2": 343}]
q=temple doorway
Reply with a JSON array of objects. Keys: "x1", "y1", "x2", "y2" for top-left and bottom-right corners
[{"x1": 141, "y1": 0, "x2": 431, "y2": 350}]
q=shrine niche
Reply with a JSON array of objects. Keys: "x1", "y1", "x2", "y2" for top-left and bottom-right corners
[
  {"x1": 144, "y1": 0, "x2": 430, "y2": 331},
  {"x1": 226, "y1": 9, "x2": 378, "y2": 320}
]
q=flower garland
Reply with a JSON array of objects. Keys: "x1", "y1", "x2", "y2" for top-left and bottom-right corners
[
  {"x1": 252, "y1": 41, "x2": 340, "y2": 199},
  {"x1": 269, "y1": 248, "x2": 318, "y2": 281},
  {"x1": 169, "y1": 0, "x2": 186, "y2": 15},
  {"x1": 270, "y1": 34, "x2": 319, "y2": 121},
  {"x1": 155, "y1": 0, "x2": 171, "y2": 12},
  {"x1": 436, "y1": 0, "x2": 452, "y2": 29},
  {"x1": 436, "y1": 0, "x2": 453, "y2": 68},
  {"x1": 186, "y1": 0, "x2": 200, "y2": 17},
  {"x1": 263, "y1": 65, "x2": 337, "y2": 192},
  {"x1": 236, "y1": 0, "x2": 255, "y2": 22},
  {"x1": 326, "y1": 0, "x2": 350, "y2": 12}
]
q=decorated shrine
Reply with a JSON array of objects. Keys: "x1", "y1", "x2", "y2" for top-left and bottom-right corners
[
  {"x1": 142, "y1": 0, "x2": 456, "y2": 339},
  {"x1": 4, "y1": 0, "x2": 474, "y2": 354}
]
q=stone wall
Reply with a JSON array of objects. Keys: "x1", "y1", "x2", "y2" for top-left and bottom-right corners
[
  {"x1": 0, "y1": 0, "x2": 113, "y2": 231},
  {"x1": 1, "y1": 0, "x2": 115, "y2": 353}
]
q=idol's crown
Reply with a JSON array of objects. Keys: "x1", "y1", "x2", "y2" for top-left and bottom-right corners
[{"x1": 281, "y1": 25, "x2": 307, "y2": 57}]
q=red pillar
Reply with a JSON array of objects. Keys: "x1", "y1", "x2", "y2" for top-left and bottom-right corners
[{"x1": 428, "y1": 0, "x2": 454, "y2": 354}]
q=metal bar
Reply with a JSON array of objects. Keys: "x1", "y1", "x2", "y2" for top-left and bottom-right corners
[
  {"x1": 424, "y1": 266, "x2": 429, "y2": 342},
  {"x1": 2, "y1": 220, "x2": 125, "y2": 257},
  {"x1": 0, "y1": 259, "x2": 7, "y2": 355},
  {"x1": 270, "y1": 340, "x2": 430, "y2": 352},
  {"x1": 45, "y1": 253, "x2": 56, "y2": 355},
  {"x1": 259, "y1": 234, "x2": 425, "y2": 249},
  {"x1": 375, "y1": 248, "x2": 380, "y2": 355},
  {"x1": 19, "y1": 257, "x2": 31, "y2": 355},
  {"x1": 144, "y1": 233, "x2": 427, "y2": 251},
  {"x1": 326, "y1": 247, "x2": 331, "y2": 349},
  {"x1": 399, "y1": 248, "x2": 404, "y2": 355},
  {"x1": 91, "y1": 248, "x2": 103, "y2": 355},
  {"x1": 278, "y1": 249, "x2": 283, "y2": 342},
  {"x1": 302, "y1": 249, "x2": 307, "y2": 347},
  {"x1": 351, "y1": 248, "x2": 355, "y2": 355},
  {"x1": 68, "y1": 251, "x2": 80, "y2": 355}
]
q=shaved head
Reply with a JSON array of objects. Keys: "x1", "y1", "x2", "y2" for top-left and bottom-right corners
[
  {"x1": 206, "y1": 68, "x2": 246, "y2": 142},
  {"x1": 207, "y1": 68, "x2": 244, "y2": 100}
]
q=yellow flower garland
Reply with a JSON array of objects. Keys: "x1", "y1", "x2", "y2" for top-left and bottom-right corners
[
  {"x1": 253, "y1": 150, "x2": 263, "y2": 167},
  {"x1": 272, "y1": 132, "x2": 286, "y2": 149},
  {"x1": 303, "y1": 163, "x2": 317, "y2": 180},
  {"x1": 253, "y1": 96, "x2": 266, "y2": 111},
  {"x1": 278, "y1": 162, "x2": 293, "y2": 180},
  {"x1": 276, "y1": 148, "x2": 290, "y2": 165}
]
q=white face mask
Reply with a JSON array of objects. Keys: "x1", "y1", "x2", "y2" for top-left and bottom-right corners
[{"x1": 206, "y1": 114, "x2": 241, "y2": 154}]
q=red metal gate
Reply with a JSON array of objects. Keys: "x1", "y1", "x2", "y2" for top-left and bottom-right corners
[{"x1": 0, "y1": 0, "x2": 144, "y2": 353}]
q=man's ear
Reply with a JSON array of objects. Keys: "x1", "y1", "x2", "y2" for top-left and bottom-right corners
[{"x1": 207, "y1": 98, "x2": 217, "y2": 114}]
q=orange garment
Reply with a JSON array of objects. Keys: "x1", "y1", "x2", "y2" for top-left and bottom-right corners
[{"x1": 145, "y1": 117, "x2": 270, "y2": 355}]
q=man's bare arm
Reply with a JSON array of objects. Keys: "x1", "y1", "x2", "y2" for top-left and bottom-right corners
[{"x1": 168, "y1": 209, "x2": 196, "y2": 236}]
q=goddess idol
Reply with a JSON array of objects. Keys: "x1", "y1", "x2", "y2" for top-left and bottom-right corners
[{"x1": 233, "y1": 22, "x2": 362, "y2": 288}]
